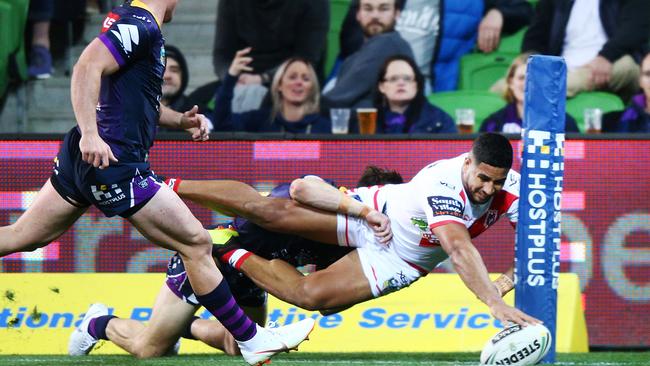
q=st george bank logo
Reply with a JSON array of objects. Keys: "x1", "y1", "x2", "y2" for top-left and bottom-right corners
[{"x1": 0, "y1": 306, "x2": 505, "y2": 330}]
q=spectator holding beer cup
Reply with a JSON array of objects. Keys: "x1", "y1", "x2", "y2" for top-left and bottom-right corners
[
  {"x1": 372, "y1": 55, "x2": 456, "y2": 134},
  {"x1": 481, "y1": 53, "x2": 579, "y2": 133}
]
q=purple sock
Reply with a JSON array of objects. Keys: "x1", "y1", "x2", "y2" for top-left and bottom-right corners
[
  {"x1": 195, "y1": 280, "x2": 257, "y2": 341},
  {"x1": 88, "y1": 315, "x2": 116, "y2": 340}
]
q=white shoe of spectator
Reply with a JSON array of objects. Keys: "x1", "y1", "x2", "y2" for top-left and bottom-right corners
[
  {"x1": 68, "y1": 303, "x2": 109, "y2": 356},
  {"x1": 236, "y1": 318, "x2": 315, "y2": 365}
]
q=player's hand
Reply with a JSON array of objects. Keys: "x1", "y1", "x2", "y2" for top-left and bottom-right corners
[
  {"x1": 477, "y1": 9, "x2": 503, "y2": 53},
  {"x1": 79, "y1": 133, "x2": 118, "y2": 169},
  {"x1": 228, "y1": 47, "x2": 254, "y2": 77},
  {"x1": 366, "y1": 210, "x2": 393, "y2": 244},
  {"x1": 186, "y1": 113, "x2": 210, "y2": 142},
  {"x1": 587, "y1": 55, "x2": 613, "y2": 88},
  {"x1": 489, "y1": 301, "x2": 542, "y2": 327}
]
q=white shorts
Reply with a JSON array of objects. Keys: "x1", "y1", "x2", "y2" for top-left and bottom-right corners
[{"x1": 336, "y1": 214, "x2": 423, "y2": 297}]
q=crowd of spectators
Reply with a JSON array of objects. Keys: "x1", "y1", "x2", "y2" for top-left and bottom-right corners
[{"x1": 17, "y1": 0, "x2": 650, "y2": 134}]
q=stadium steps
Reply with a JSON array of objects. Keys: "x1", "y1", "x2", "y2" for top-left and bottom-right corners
[{"x1": 0, "y1": 0, "x2": 216, "y2": 133}]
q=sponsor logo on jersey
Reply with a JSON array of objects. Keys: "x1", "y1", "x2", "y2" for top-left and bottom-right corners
[
  {"x1": 380, "y1": 271, "x2": 411, "y2": 295},
  {"x1": 110, "y1": 24, "x2": 139, "y2": 53},
  {"x1": 160, "y1": 46, "x2": 166, "y2": 66},
  {"x1": 485, "y1": 209, "x2": 499, "y2": 227},
  {"x1": 411, "y1": 217, "x2": 441, "y2": 247},
  {"x1": 132, "y1": 14, "x2": 149, "y2": 22},
  {"x1": 439, "y1": 181, "x2": 455, "y2": 190},
  {"x1": 101, "y1": 12, "x2": 120, "y2": 33},
  {"x1": 91, "y1": 184, "x2": 126, "y2": 206},
  {"x1": 427, "y1": 196, "x2": 463, "y2": 219}
]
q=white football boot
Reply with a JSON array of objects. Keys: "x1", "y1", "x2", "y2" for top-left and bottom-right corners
[
  {"x1": 237, "y1": 318, "x2": 315, "y2": 365},
  {"x1": 68, "y1": 303, "x2": 109, "y2": 356}
]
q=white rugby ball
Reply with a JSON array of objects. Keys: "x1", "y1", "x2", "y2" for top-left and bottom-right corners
[{"x1": 480, "y1": 323, "x2": 552, "y2": 365}]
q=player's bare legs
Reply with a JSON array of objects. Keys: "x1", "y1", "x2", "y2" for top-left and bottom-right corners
[
  {"x1": 127, "y1": 186, "x2": 221, "y2": 296},
  {"x1": 177, "y1": 179, "x2": 339, "y2": 244},
  {"x1": 126, "y1": 185, "x2": 316, "y2": 365},
  {"x1": 191, "y1": 306, "x2": 266, "y2": 355},
  {"x1": 238, "y1": 250, "x2": 373, "y2": 311},
  {"x1": 0, "y1": 179, "x2": 86, "y2": 256},
  {"x1": 107, "y1": 284, "x2": 196, "y2": 358},
  {"x1": 102, "y1": 284, "x2": 265, "y2": 358}
]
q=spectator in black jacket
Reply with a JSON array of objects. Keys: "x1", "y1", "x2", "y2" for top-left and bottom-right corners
[
  {"x1": 212, "y1": 0, "x2": 328, "y2": 113},
  {"x1": 212, "y1": 0, "x2": 328, "y2": 85},
  {"x1": 161, "y1": 45, "x2": 190, "y2": 112},
  {"x1": 522, "y1": 0, "x2": 650, "y2": 101}
]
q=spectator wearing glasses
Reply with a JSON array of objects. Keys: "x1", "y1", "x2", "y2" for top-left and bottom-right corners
[{"x1": 373, "y1": 55, "x2": 456, "y2": 134}]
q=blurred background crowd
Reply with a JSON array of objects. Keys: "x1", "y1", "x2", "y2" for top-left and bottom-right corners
[{"x1": 0, "y1": 0, "x2": 649, "y2": 135}]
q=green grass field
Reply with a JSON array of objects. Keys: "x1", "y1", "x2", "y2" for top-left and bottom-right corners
[{"x1": 1, "y1": 352, "x2": 649, "y2": 366}]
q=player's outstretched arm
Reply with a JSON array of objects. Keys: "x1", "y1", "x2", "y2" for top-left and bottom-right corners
[
  {"x1": 432, "y1": 223, "x2": 540, "y2": 326},
  {"x1": 290, "y1": 177, "x2": 392, "y2": 243},
  {"x1": 71, "y1": 38, "x2": 120, "y2": 169}
]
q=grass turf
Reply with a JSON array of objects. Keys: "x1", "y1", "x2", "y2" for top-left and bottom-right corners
[{"x1": 0, "y1": 352, "x2": 649, "y2": 366}]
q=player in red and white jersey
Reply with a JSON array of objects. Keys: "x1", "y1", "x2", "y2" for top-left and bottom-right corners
[
  {"x1": 342, "y1": 153, "x2": 520, "y2": 275},
  {"x1": 164, "y1": 133, "x2": 538, "y2": 327}
]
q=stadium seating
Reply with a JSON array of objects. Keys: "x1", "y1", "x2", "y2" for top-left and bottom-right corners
[
  {"x1": 325, "y1": 0, "x2": 351, "y2": 77},
  {"x1": 458, "y1": 52, "x2": 516, "y2": 91},
  {"x1": 0, "y1": 1, "x2": 12, "y2": 97},
  {"x1": 427, "y1": 90, "x2": 506, "y2": 130},
  {"x1": 496, "y1": 27, "x2": 526, "y2": 54},
  {"x1": 0, "y1": 0, "x2": 30, "y2": 97},
  {"x1": 565, "y1": 92, "x2": 625, "y2": 132}
]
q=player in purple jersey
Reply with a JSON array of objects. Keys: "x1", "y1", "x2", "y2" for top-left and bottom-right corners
[
  {"x1": 0, "y1": 1, "x2": 313, "y2": 365},
  {"x1": 71, "y1": 167, "x2": 402, "y2": 359}
]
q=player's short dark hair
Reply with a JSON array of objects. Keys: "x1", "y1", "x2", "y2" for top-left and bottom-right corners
[
  {"x1": 357, "y1": 166, "x2": 404, "y2": 187},
  {"x1": 471, "y1": 133, "x2": 513, "y2": 169}
]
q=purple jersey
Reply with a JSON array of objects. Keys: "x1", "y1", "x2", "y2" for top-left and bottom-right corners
[{"x1": 96, "y1": 1, "x2": 166, "y2": 163}]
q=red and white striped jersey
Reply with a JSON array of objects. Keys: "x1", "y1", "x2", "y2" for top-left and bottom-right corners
[{"x1": 347, "y1": 153, "x2": 519, "y2": 273}]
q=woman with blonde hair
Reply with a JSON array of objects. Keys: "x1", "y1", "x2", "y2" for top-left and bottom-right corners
[
  {"x1": 481, "y1": 53, "x2": 579, "y2": 133},
  {"x1": 213, "y1": 48, "x2": 331, "y2": 133}
]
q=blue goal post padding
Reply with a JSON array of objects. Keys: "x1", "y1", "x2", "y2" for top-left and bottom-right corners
[{"x1": 515, "y1": 55, "x2": 566, "y2": 363}]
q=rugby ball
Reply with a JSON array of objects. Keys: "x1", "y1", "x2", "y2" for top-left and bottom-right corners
[{"x1": 480, "y1": 323, "x2": 552, "y2": 365}]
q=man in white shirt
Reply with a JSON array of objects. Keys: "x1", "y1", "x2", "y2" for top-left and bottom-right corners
[{"x1": 522, "y1": 0, "x2": 649, "y2": 100}]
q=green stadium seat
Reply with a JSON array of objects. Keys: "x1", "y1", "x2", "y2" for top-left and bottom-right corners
[
  {"x1": 459, "y1": 52, "x2": 516, "y2": 91},
  {"x1": 565, "y1": 92, "x2": 625, "y2": 132},
  {"x1": 0, "y1": 0, "x2": 29, "y2": 80},
  {"x1": 325, "y1": 0, "x2": 351, "y2": 77},
  {"x1": 427, "y1": 91, "x2": 506, "y2": 131},
  {"x1": 0, "y1": 1, "x2": 12, "y2": 96},
  {"x1": 497, "y1": 27, "x2": 526, "y2": 54},
  {"x1": 12, "y1": 0, "x2": 30, "y2": 81}
]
